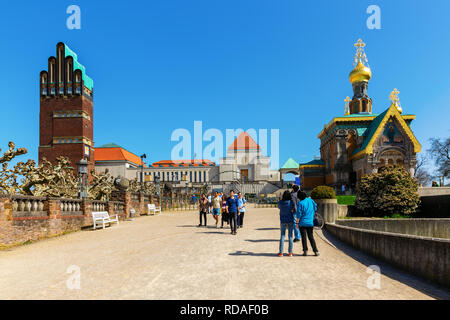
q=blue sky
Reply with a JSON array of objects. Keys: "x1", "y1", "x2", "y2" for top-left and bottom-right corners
[{"x1": 0, "y1": 0, "x2": 449, "y2": 175}]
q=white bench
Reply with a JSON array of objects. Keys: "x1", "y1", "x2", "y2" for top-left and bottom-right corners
[
  {"x1": 148, "y1": 203, "x2": 161, "y2": 215},
  {"x1": 92, "y1": 211, "x2": 119, "y2": 230}
]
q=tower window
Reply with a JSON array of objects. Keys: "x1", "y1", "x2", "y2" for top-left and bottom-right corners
[
  {"x1": 68, "y1": 87, "x2": 72, "y2": 94},
  {"x1": 42, "y1": 88, "x2": 47, "y2": 95},
  {"x1": 50, "y1": 88, "x2": 55, "y2": 95}
]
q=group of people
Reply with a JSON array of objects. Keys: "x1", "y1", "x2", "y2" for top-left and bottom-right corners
[
  {"x1": 196, "y1": 185, "x2": 319, "y2": 255},
  {"x1": 198, "y1": 190, "x2": 246, "y2": 235},
  {"x1": 278, "y1": 185, "x2": 319, "y2": 257}
]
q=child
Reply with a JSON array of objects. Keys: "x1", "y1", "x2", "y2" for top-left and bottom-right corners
[{"x1": 277, "y1": 190, "x2": 295, "y2": 257}]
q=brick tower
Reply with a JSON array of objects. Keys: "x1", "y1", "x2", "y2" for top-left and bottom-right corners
[{"x1": 39, "y1": 42, "x2": 95, "y2": 177}]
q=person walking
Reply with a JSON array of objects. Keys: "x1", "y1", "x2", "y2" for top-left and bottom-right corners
[
  {"x1": 290, "y1": 185, "x2": 301, "y2": 242},
  {"x1": 212, "y1": 191, "x2": 222, "y2": 228},
  {"x1": 198, "y1": 193, "x2": 209, "y2": 227},
  {"x1": 207, "y1": 193, "x2": 212, "y2": 214},
  {"x1": 295, "y1": 191, "x2": 319, "y2": 256},
  {"x1": 237, "y1": 192, "x2": 246, "y2": 228},
  {"x1": 226, "y1": 190, "x2": 239, "y2": 235},
  {"x1": 221, "y1": 195, "x2": 229, "y2": 228},
  {"x1": 278, "y1": 190, "x2": 295, "y2": 257}
]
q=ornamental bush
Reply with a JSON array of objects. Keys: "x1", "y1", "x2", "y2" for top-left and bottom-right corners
[
  {"x1": 311, "y1": 185, "x2": 336, "y2": 199},
  {"x1": 355, "y1": 165, "x2": 420, "y2": 217}
]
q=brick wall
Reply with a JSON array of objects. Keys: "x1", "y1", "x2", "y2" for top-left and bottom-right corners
[
  {"x1": 39, "y1": 95, "x2": 95, "y2": 177},
  {"x1": 0, "y1": 194, "x2": 132, "y2": 248},
  {"x1": 0, "y1": 191, "x2": 161, "y2": 247}
]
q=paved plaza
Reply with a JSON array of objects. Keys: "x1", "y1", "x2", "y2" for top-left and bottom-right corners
[{"x1": 0, "y1": 206, "x2": 448, "y2": 300}]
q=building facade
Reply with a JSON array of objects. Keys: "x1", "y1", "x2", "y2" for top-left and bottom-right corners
[
  {"x1": 219, "y1": 132, "x2": 280, "y2": 183},
  {"x1": 39, "y1": 42, "x2": 95, "y2": 177},
  {"x1": 94, "y1": 132, "x2": 281, "y2": 195},
  {"x1": 95, "y1": 143, "x2": 145, "y2": 178}
]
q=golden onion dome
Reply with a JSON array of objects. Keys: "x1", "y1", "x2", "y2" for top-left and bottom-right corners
[{"x1": 349, "y1": 54, "x2": 372, "y2": 84}]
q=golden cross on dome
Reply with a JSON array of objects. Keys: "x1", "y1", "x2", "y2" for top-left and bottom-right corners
[
  {"x1": 344, "y1": 96, "x2": 351, "y2": 115},
  {"x1": 390, "y1": 88, "x2": 400, "y2": 105},
  {"x1": 354, "y1": 38, "x2": 366, "y2": 49},
  {"x1": 353, "y1": 38, "x2": 368, "y2": 66},
  {"x1": 390, "y1": 88, "x2": 403, "y2": 113}
]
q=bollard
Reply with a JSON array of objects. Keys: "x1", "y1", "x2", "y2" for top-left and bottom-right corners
[{"x1": 315, "y1": 199, "x2": 338, "y2": 224}]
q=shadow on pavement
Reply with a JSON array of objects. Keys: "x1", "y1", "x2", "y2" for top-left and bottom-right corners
[
  {"x1": 321, "y1": 228, "x2": 450, "y2": 300},
  {"x1": 245, "y1": 239, "x2": 278, "y2": 243},
  {"x1": 229, "y1": 250, "x2": 278, "y2": 257},
  {"x1": 255, "y1": 228, "x2": 279, "y2": 231},
  {"x1": 196, "y1": 231, "x2": 228, "y2": 235}
]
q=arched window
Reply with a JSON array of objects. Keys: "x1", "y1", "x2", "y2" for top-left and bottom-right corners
[{"x1": 58, "y1": 46, "x2": 64, "y2": 84}]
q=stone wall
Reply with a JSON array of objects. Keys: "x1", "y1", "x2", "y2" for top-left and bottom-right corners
[
  {"x1": 0, "y1": 193, "x2": 141, "y2": 248},
  {"x1": 418, "y1": 187, "x2": 450, "y2": 197},
  {"x1": 418, "y1": 194, "x2": 450, "y2": 218},
  {"x1": 335, "y1": 218, "x2": 450, "y2": 239},
  {"x1": 326, "y1": 222, "x2": 450, "y2": 288}
]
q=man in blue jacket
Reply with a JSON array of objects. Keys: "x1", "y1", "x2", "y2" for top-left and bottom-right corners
[
  {"x1": 295, "y1": 191, "x2": 319, "y2": 256},
  {"x1": 226, "y1": 190, "x2": 239, "y2": 235}
]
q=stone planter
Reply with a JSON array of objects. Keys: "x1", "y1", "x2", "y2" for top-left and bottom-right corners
[{"x1": 314, "y1": 199, "x2": 338, "y2": 224}]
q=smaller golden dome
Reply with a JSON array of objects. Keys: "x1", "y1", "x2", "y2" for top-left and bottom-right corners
[{"x1": 349, "y1": 54, "x2": 372, "y2": 84}]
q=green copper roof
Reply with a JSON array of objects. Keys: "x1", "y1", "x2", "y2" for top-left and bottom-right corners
[
  {"x1": 352, "y1": 108, "x2": 389, "y2": 156},
  {"x1": 65, "y1": 44, "x2": 94, "y2": 91},
  {"x1": 300, "y1": 159, "x2": 325, "y2": 166},
  {"x1": 357, "y1": 128, "x2": 368, "y2": 136},
  {"x1": 97, "y1": 143, "x2": 124, "y2": 149},
  {"x1": 281, "y1": 158, "x2": 299, "y2": 169},
  {"x1": 342, "y1": 113, "x2": 380, "y2": 117}
]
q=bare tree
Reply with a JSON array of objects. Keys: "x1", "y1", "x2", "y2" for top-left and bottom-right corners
[
  {"x1": 428, "y1": 137, "x2": 450, "y2": 182},
  {"x1": 414, "y1": 154, "x2": 432, "y2": 186}
]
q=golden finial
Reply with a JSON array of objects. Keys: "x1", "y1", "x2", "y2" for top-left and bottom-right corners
[
  {"x1": 344, "y1": 96, "x2": 351, "y2": 115},
  {"x1": 349, "y1": 38, "x2": 371, "y2": 83},
  {"x1": 353, "y1": 39, "x2": 368, "y2": 66},
  {"x1": 354, "y1": 38, "x2": 366, "y2": 50},
  {"x1": 390, "y1": 88, "x2": 402, "y2": 113}
]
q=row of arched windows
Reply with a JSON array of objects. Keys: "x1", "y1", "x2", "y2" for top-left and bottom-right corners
[
  {"x1": 143, "y1": 170, "x2": 208, "y2": 183},
  {"x1": 40, "y1": 45, "x2": 82, "y2": 97}
]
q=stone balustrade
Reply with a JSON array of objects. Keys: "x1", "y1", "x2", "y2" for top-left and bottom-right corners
[
  {"x1": 113, "y1": 202, "x2": 125, "y2": 213},
  {"x1": 11, "y1": 195, "x2": 46, "y2": 214},
  {"x1": 0, "y1": 190, "x2": 163, "y2": 247},
  {"x1": 59, "y1": 198, "x2": 82, "y2": 214},
  {"x1": 92, "y1": 201, "x2": 107, "y2": 212}
]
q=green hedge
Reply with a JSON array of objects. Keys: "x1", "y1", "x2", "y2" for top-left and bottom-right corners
[
  {"x1": 311, "y1": 185, "x2": 336, "y2": 200},
  {"x1": 355, "y1": 165, "x2": 420, "y2": 217}
]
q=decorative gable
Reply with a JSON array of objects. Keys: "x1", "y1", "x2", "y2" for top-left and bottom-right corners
[{"x1": 351, "y1": 105, "x2": 421, "y2": 159}]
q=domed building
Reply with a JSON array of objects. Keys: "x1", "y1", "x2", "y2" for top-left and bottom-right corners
[{"x1": 299, "y1": 39, "x2": 421, "y2": 191}]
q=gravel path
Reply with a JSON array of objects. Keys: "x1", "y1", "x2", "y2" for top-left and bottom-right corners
[{"x1": 0, "y1": 206, "x2": 448, "y2": 300}]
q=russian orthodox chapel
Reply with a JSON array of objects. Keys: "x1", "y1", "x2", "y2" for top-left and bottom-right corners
[{"x1": 299, "y1": 39, "x2": 421, "y2": 190}]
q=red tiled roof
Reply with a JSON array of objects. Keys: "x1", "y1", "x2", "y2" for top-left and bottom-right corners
[
  {"x1": 152, "y1": 159, "x2": 215, "y2": 167},
  {"x1": 228, "y1": 132, "x2": 260, "y2": 150},
  {"x1": 95, "y1": 147, "x2": 145, "y2": 166}
]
